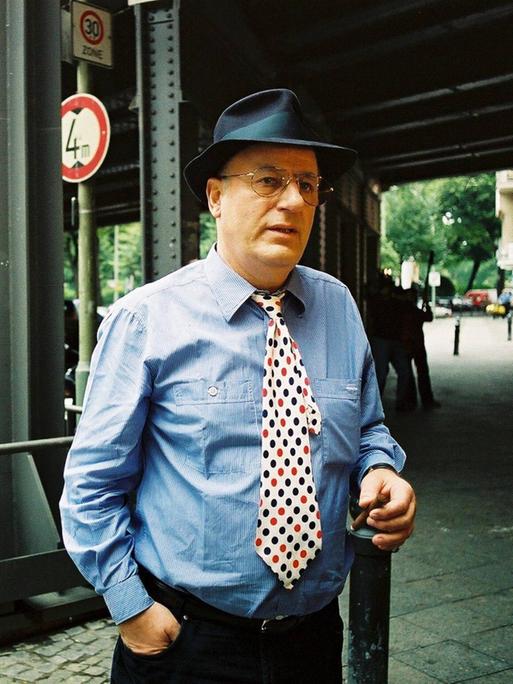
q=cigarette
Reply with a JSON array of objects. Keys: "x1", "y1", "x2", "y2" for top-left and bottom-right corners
[{"x1": 350, "y1": 497, "x2": 383, "y2": 531}]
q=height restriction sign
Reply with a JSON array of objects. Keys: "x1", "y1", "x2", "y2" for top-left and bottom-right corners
[
  {"x1": 61, "y1": 93, "x2": 111, "y2": 183},
  {"x1": 72, "y1": 1, "x2": 113, "y2": 68}
]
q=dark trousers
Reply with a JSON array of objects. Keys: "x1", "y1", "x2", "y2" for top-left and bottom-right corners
[
  {"x1": 111, "y1": 598, "x2": 343, "y2": 684},
  {"x1": 370, "y1": 336, "x2": 415, "y2": 409}
]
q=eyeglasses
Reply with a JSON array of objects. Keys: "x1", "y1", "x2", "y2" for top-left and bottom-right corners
[{"x1": 219, "y1": 166, "x2": 333, "y2": 207}]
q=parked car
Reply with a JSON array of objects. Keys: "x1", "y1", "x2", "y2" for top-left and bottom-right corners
[
  {"x1": 451, "y1": 295, "x2": 474, "y2": 313},
  {"x1": 434, "y1": 305, "x2": 452, "y2": 318},
  {"x1": 486, "y1": 303, "x2": 506, "y2": 318},
  {"x1": 464, "y1": 289, "x2": 493, "y2": 310}
]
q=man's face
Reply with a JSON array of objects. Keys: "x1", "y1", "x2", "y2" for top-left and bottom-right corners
[{"x1": 207, "y1": 144, "x2": 318, "y2": 291}]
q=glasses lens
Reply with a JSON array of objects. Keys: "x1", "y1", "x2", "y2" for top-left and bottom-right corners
[
  {"x1": 314, "y1": 178, "x2": 333, "y2": 206},
  {"x1": 251, "y1": 169, "x2": 285, "y2": 197},
  {"x1": 297, "y1": 174, "x2": 320, "y2": 206}
]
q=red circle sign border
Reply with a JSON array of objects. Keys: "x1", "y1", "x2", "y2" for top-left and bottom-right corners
[
  {"x1": 61, "y1": 93, "x2": 110, "y2": 183},
  {"x1": 80, "y1": 9, "x2": 104, "y2": 46}
]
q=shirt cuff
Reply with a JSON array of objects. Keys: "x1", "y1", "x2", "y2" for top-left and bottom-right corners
[
  {"x1": 356, "y1": 446, "x2": 405, "y2": 488},
  {"x1": 102, "y1": 573, "x2": 155, "y2": 625}
]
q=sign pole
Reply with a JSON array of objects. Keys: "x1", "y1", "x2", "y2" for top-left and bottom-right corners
[{"x1": 75, "y1": 58, "x2": 98, "y2": 407}]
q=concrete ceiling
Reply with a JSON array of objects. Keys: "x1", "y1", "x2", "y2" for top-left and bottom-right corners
[{"x1": 178, "y1": 0, "x2": 513, "y2": 187}]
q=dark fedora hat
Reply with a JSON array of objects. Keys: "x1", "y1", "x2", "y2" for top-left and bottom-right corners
[{"x1": 183, "y1": 89, "x2": 357, "y2": 205}]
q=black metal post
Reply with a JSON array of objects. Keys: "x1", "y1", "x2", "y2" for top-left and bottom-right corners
[
  {"x1": 348, "y1": 526, "x2": 392, "y2": 683},
  {"x1": 453, "y1": 315, "x2": 461, "y2": 355},
  {"x1": 507, "y1": 312, "x2": 511, "y2": 341}
]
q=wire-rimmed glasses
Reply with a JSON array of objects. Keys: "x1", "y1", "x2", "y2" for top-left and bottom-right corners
[{"x1": 219, "y1": 166, "x2": 333, "y2": 207}]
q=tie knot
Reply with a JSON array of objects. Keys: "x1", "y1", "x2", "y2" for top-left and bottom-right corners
[{"x1": 252, "y1": 291, "x2": 286, "y2": 319}]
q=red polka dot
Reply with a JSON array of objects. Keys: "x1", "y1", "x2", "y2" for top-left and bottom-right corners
[
  {"x1": 316, "y1": 530, "x2": 323, "y2": 539},
  {"x1": 300, "y1": 495, "x2": 307, "y2": 504},
  {"x1": 280, "y1": 544, "x2": 286, "y2": 552},
  {"x1": 277, "y1": 328, "x2": 281, "y2": 336},
  {"x1": 280, "y1": 418, "x2": 286, "y2": 427},
  {"x1": 270, "y1": 518, "x2": 277, "y2": 526},
  {"x1": 299, "y1": 405, "x2": 306, "y2": 414},
  {"x1": 303, "y1": 388, "x2": 308, "y2": 396},
  {"x1": 272, "y1": 555, "x2": 279, "y2": 564},
  {"x1": 286, "y1": 356, "x2": 291, "y2": 364},
  {"x1": 305, "y1": 377, "x2": 310, "y2": 386},
  {"x1": 271, "y1": 478, "x2": 277, "y2": 486},
  {"x1": 303, "y1": 446, "x2": 310, "y2": 454},
  {"x1": 281, "y1": 368, "x2": 287, "y2": 376},
  {"x1": 291, "y1": 467, "x2": 297, "y2": 475},
  {"x1": 292, "y1": 341, "x2": 298, "y2": 349},
  {"x1": 278, "y1": 398, "x2": 284, "y2": 407},
  {"x1": 262, "y1": 388, "x2": 267, "y2": 397},
  {"x1": 268, "y1": 320, "x2": 274, "y2": 327},
  {"x1": 292, "y1": 560, "x2": 299, "y2": 568},
  {"x1": 278, "y1": 467, "x2": 284, "y2": 476},
  {"x1": 278, "y1": 507, "x2": 285, "y2": 515},
  {"x1": 262, "y1": 429, "x2": 269, "y2": 438},
  {"x1": 267, "y1": 358, "x2": 272, "y2": 367},
  {"x1": 300, "y1": 550, "x2": 307, "y2": 558},
  {"x1": 294, "y1": 524, "x2": 301, "y2": 532},
  {"x1": 255, "y1": 538, "x2": 262, "y2": 547},
  {"x1": 277, "y1": 448, "x2": 283, "y2": 457},
  {"x1": 316, "y1": 511, "x2": 321, "y2": 519}
]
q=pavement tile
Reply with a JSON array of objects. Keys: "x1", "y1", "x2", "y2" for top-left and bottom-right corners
[
  {"x1": 459, "y1": 625, "x2": 513, "y2": 665},
  {"x1": 2, "y1": 663, "x2": 30, "y2": 676},
  {"x1": 393, "y1": 640, "x2": 510, "y2": 683},
  {"x1": 389, "y1": 618, "x2": 441, "y2": 653},
  {"x1": 83, "y1": 665, "x2": 105, "y2": 676},
  {"x1": 458, "y1": 589, "x2": 513, "y2": 624},
  {"x1": 72, "y1": 631, "x2": 101, "y2": 644},
  {"x1": 391, "y1": 572, "x2": 486, "y2": 617},
  {"x1": 388, "y1": 657, "x2": 444, "y2": 683},
  {"x1": 14, "y1": 670, "x2": 46, "y2": 682},
  {"x1": 401, "y1": 602, "x2": 506, "y2": 638},
  {"x1": 460, "y1": 560, "x2": 513, "y2": 594},
  {"x1": 463, "y1": 670, "x2": 513, "y2": 683}
]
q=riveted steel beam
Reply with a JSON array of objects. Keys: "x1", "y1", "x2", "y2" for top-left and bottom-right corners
[{"x1": 135, "y1": 1, "x2": 199, "y2": 282}]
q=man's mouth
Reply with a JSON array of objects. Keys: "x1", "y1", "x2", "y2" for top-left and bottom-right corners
[{"x1": 269, "y1": 226, "x2": 297, "y2": 234}]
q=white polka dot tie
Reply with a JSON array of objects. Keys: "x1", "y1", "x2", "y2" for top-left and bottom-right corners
[{"x1": 252, "y1": 291, "x2": 322, "y2": 589}]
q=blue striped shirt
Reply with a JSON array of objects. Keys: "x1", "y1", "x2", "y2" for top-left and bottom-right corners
[{"x1": 60, "y1": 246, "x2": 405, "y2": 625}]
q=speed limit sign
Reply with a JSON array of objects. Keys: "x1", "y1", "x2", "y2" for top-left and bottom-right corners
[{"x1": 72, "y1": 1, "x2": 112, "y2": 68}]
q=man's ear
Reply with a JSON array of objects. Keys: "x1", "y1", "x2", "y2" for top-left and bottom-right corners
[{"x1": 206, "y1": 178, "x2": 222, "y2": 218}]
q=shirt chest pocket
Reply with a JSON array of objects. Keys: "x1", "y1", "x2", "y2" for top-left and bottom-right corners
[
  {"x1": 172, "y1": 379, "x2": 259, "y2": 475},
  {"x1": 311, "y1": 378, "x2": 361, "y2": 467}
]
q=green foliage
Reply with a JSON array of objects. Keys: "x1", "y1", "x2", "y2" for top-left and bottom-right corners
[
  {"x1": 382, "y1": 173, "x2": 500, "y2": 291},
  {"x1": 98, "y1": 223, "x2": 143, "y2": 305},
  {"x1": 379, "y1": 234, "x2": 401, "y2": 273},
  {"x1": 64, "y1": 222, "x2": 143, "y2": 306},
  {"x1": 199, "y1": 212, "x2": 217, "y2": 258},
  {"x1": 382, "y1": 180, "x2": 447, "y2": 265}
]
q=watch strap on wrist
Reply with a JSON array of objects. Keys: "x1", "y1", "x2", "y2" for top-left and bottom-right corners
[{"x1": 363, "y1": 463, "x2": 398, "y2": 479}]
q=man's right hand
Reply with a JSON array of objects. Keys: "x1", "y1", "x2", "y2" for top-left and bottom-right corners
[{"x1": 119, "y1": 602, "x2": 181, "y2": 656}]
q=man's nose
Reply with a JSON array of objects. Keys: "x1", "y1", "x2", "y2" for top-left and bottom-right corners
[{"x1": 276, "y1": 177, "x2": 305, "y2": 209}]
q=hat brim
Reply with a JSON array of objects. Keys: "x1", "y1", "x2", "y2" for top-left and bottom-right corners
[{"x1": 183, "y1": 138, "x2": 357, "y2": 206}]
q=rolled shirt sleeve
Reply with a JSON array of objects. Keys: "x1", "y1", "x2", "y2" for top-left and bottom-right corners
[
  {"x1": 352, "y1": 343, "x2": 406, "y2": 489},
  {"x1": 60, "y1": 306, "x2": 155, "y2": 624}
]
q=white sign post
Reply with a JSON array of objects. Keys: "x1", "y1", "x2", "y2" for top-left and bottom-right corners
[
  {"x1": 72, "y1": 1, "x2": 113, "y2": 68},
  {"x1": 61, "y1": 93, "x2": 111, "y2": 183},
  {"x1": 429, "y1": 271, "x2": 441, "y2": 316}
]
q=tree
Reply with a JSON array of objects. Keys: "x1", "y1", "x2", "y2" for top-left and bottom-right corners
[
  {"x1": 382, "y1": 173, "x2": 500, "y2": 292},
  {"x1": 382, "y1": 180, "x2": 447, "y2": 271},
  {"x1": 438, "y1": 174, "x2": 500, "y2": 291}
]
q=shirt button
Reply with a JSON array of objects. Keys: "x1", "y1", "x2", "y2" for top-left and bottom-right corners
[{"x1": 208, "y1": 385, "x2": 218, "y2": 397}]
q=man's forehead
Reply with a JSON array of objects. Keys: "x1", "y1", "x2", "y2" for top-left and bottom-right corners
[{"x1": 225, "y1": 143, "x2": 318, "y2": 171}]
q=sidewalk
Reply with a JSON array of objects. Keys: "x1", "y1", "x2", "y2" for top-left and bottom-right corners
[{"x1": 0, "y1": 315, "x2": 511, "y2": 683}]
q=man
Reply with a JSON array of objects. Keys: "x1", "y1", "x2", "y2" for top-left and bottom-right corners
[{"x1": 60, "y1": 89, "x2": 415, "y2": 683}]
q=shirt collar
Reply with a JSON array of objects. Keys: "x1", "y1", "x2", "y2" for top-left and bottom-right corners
[{"x1": 205, "y1": 245, "x2": 306, "y2": 321}]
